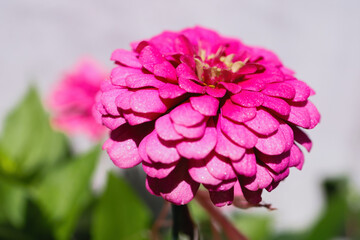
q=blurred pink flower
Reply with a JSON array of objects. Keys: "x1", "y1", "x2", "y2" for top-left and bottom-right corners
[
  {"x1": 49, "y1": 59, "x2": 107, "y2": 140},
  {"x1": 96, "y1": 27, "x2": 320, "y2": 206}
]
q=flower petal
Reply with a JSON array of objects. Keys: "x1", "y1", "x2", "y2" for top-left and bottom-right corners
[
  {"x1": 206, "y1": 153, "x2": 237, "y2": 180},
  {"x1": 206, "y1": 87, "x2": 227, "y2": 98},
  {"x1": 261, "y1": 82, "x2": 296, "y2": 99},
  {"x1": 291, "y1": 126, "x2": 312, "y2": 152},
  {"x1": 288, "y1": 144, "x2": 304, "y2": 169},
  {"x1": 153, "y1": 61, "x2": 177, "y2": 82},
  {"x1": 111, "y1": 49, "x2": 142, "y2": 68},
  {"x1": 255, "y1": 129, "x2": 286, "y2": 155},
  {"x1": 145, "y1": 131, "x2": 180, "y2": 164},
  {"x1": 139, "y1": 45, "x2": 164, "y2": 72},
  {"x1": 174, "y1": 120, "x2": 206, "y2": 139},
  {"x1": 190, "y1": 95, "x2": 219, "y2": 116},
  {"x1": 142, "y1": 161, "x2": 178, "y2": 179},
  {"x1": 125, "y1": 73, "x2": 165, "y2": 89},
  {"x1": 188, "y1": 159, "x2": 222, "y2": 185},
  {"x1": 170, "y1": 102, "x2": 205, "y2": 126},
  {"x1": 111, "y1": 66, "x2": 142, "y2": 86},
  {"x1": 215, "y1": 127, "x2": 246, "y2": 161},
  {"x1": 232, "y1": 149, "x2": 257, "y2": 177},
  {"x1": 244, "y1": 109, "x2": 279, "y2": 136},
  {"x1": 155, "y1": 114, "x2": 183, "y2": 141},
  {"x1": 176, "y1": 120, "x2": 217, "y2": 160},
  {"x1": 178, "y1": 77, "x2": 205, "y2": 94},
  {"x1": 231, "y1": 90, "x2": 264, "y2": 107},
  {"x1": 158, "y1": 83, "x2": 187, "y2": 99},
  {"x1": 305, "y1": 101, "x2": 321, "y2": 129},
  {"x1": 220, "y1": 116, "x2": 258, "y2": 148},
  {"x1": 242, "y1": 164, "x2": 272, "y2": 191},
  {"x1": 262, "y1": 95, "x2": 291, "y2": 116},
  {"x1": 130, "y1": 89, "x2": 168, "y2": 113},
  {"x1": 287, "y1": 80, "x2": 310, "y2": 102},
  {"x1": 221, "y1": 99, "x2": 256, "y2": 123},
  {"x1": 257, "y1": 151, "x2": 290, "y2": 174},
  {"x1": 209, "y1": 188, "x2": 234, "y2": 207},
  {"x1": 286, "y1": 102, "x2": 311, "y2": 129}
]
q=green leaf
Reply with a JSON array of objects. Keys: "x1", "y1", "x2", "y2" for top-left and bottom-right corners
[
  {"x1": 0, "y1": 87, "x2": 69, "y2": 178},
  {"x1": 232, "y1": 213, "x2": 273, "y2": 240},
  {"x1": 303, "y1": 178, "x2": 348, "y2": 240},
  {"x1": 31, "y1": 145, "x2": 100, "y2": 240},
  {"x1": 92, "y1": 172, "x2": 151, "y2": 240},
  {"x1": 0, "y1": 178, "x2": 27, "y2": 228}
]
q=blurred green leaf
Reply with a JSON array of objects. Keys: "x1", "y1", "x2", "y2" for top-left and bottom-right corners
[
  {"x1": 233, "y1": 213, "x2": 272, "y2": 240},
  {"x1": 92, "y1": 172, "x2": 151, "y2": 240},
  {"x1": 31, "y1": 145, "x2": 100, "y2": 240},
  {"x1": 0, "y1": 87, "x2": 69, "y2": 178},
  {"x1": 0, "y1": 178, "x2": 27, "y2": 228},
  {"x1": 303, "y1": 178, "x2": 348, "y2": 240}
]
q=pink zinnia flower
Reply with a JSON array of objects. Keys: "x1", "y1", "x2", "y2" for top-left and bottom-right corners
[
  {"x1": 49, "y1": 59, "x2": 107, "y2": 140},
  {"x1": 96, "y1": 27, "x2": 320, "y2": 206}
]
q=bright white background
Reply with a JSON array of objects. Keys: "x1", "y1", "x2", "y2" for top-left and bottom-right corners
[{"x1": 1, "y1": 0, "x2": 360, "y2": 231}]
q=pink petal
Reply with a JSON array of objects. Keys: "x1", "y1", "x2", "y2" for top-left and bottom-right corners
[
  {"x1": 241, "y1": 187, "x2": 262, "y2": 204},
  {"x1": 173, "y1": 120, "x2": 206, "y2": 139},
  {"x1": 170, "y1": 102, "x2": 205, "y2": 126},
  {"x1": 153, "y1": 61, "x2": 177, "y2": 82},
  {"x1": 103, "y1": 124, "x2": 152, "y2": 168},
  {"x1": 130, "y1": 89, "x2": 168, "y2": 113},
  {"x1": 244, "y1": 109, "x2": 279, "y2": 136},
  {"x1": 242, "y1": 164, "x2": 272, "y2": 191},
  {"x1": 261, "y1": 82, "x2": 296, "y2": 99},
  {"x1": 158, "y1": 83, "x2": 187, "y2": 99},
  {"x1": 286, "y1": 103, "x2": 311, "y2": 129},
  {"x1": 218, "y1": 82, "x2": 242, "y2": 94},
  {"x1": 287, "y1": 80, "x2": 310, "y2": 102},
  {"x1": 178, "y1": 77, "x2": 205, "y2": 94},
  {"x1": 278, "y1": 122, "x2": 294, "y2": 152},
  {"x1": 231, "y1": 90, "x2": 264, "y2": 107},
  {"x1": 123, "y1": 110, "x2": 158, "y2": 125},
  {"x1": 232, "y1": 150, "x2": 257, "y2": 177},
  {"x1": 142, "y1": 161, "x2": 178, "y2": 179},
  {"x1": 255, "y1": 129, "x2": 286, "y2": 155},
  {"x1": 206, "y1": 153, "x2": 237, "y2": 180},
  {"x1": 292, "y1": 126, "x2": 312, "y2": 152},
  {"x1": 102, "y1": 115, "x2": 126, "y2": 130},
  {"x1": 139, "y1": 45, "x2": 164, "y2": 72},
  {"x1": 174, "y1": 35, "x2": 194, "y2": 55},
  {"x1": 288, "y1": 144, "x2": 304, "y2": 169},
  {"x1": 125, "y1": 73, "x2": 165, "y2": 89},
  {"x1": 145, "y1": 131, "x2": 180, "y2": 164},
  {"x1": 262, "y1": 95, "x2": 291, "y2": 116},
  {"x1": 111, "y1": 49, "x2": 142, "y2": 68},
  {"x1": 268, "y1": 168, "x2": 290, "y2": 182},
  {"x1": 176, "y1": 120, "x2": 217, "y2": 160},
  {"x1": 115, "y1": 89, "x2": 133, "y2": 110},
  {"x1": 188, "y1": 159, "x2": 222, "y2": 185},
  {"x1": 209, "y1": 188, "x2": 234, "y2": 207},
  {"x1": 146, "y1": 162, "x2": 200, "y2": 205},
  {"x1": 155, "y1": 114, "x2": 183, "y2": 141},
  {"x1": 221, "y1": 99, "x2": 256, "y2": 123},
  {"x1": 111, "y1": 66, "x2": 142, "y2": 86},
  {"x1": 176, "y1": 63, "x2": 198, "y2": 80},
  {"x1": 190, "y1": 95, "x2": 219, "y2": 116},
  {"x1": 257, "y1": 151, "x2": 290, "y2": 174},
  {"x1": 265, "y1": 181, "x2": 279, "y2": 192},
  {"x1": 204, "y1": 179, "x2": 237, "y2": 191},
  {"x1": 101, "y1": 89, "x2": 124, "y2": 116},
  {"x1": 206, "y1": 87, "x2": 227, "y2": 98},
  {"x1": 215, "y1": 127, "x2": 246, "y2": 161},
  {"x1": 220, "y1": 116, "x2": 258, "y2": 148},
  {"x1": 305, "y1": 101, "x2": 321, "y2": 129},
  {"x1": 239, "y1": 79, "x2": 267, "y2": 91}
]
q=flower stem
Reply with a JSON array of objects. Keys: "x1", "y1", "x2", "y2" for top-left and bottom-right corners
[
  {"x1": 195, "y1": 191, "x2": 248, "y2": 240},
  {"x1": 171, "y1": 204, "x2": 198, "y2": 240}
]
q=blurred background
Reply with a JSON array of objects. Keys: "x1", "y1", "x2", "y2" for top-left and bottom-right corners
[{"x1": 0, "y1": 0, "x2": 360, "y2": 238}]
